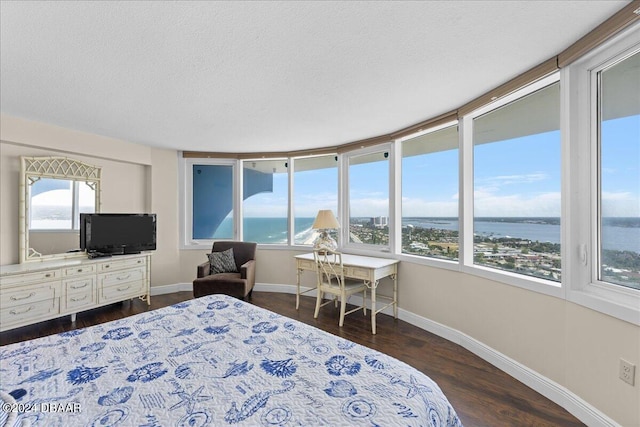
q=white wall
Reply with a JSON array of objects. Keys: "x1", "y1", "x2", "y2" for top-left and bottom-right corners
[
  {"x1": 0, "y1": 114, "x2": 186, "y2": 287},
  {"x1": 1, "y1": 114, "x2": 638, "y2": 426},
  {"x1": 0, "y1": 142, "x2": 149, "y2": 264}
]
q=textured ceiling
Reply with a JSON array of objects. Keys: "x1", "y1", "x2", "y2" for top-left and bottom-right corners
[{"x1": 0, "y1": 1, "x2": 629, "y2": 153}]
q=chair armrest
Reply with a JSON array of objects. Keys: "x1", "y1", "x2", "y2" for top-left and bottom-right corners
[
  {"x1": 240, "y1": 259, "x2": 256, "y2": 285},
  {"x1": 197, "y1": 261, "x2": 211, "y2": 278}
]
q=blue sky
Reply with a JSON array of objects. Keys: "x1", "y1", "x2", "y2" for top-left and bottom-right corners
[
  {"x1": 473, "y1": 130, "x2": 561, "y2": 217},
  {"x1": 243, "y1": 115, "x2": 639, "y2": 218},
  {"x1": 601, "y1": 115, "x2": 640, "y2": 217}
]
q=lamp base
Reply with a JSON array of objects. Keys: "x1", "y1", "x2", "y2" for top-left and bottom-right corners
[{"x1": 313, "y1": 231, "x2": 337, "y2": 252}]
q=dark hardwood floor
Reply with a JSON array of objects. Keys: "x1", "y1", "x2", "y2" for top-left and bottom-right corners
[{"x1": 0, "y1": 291, "x2": 585, "y2": 427}]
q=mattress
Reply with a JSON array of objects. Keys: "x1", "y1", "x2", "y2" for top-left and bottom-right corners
[{"x1": 0, "y1": 294, "x2": 463, "y2": 426}]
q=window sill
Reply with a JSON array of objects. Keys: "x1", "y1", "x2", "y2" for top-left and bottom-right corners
[
  {"x1": 568, "y1": 285, "x2": 640, "y2": 326},
  {"x1": 460, "y1": 263, "x2": 563, "y2": 299}
]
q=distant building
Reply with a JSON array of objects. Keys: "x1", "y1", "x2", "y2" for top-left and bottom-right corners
[
  {"x1": 370, "y1": 216, "x2": 388, "y2": 227},
  {"x1": 410, "y1": 242, "x2": 429, "y2": 250}
]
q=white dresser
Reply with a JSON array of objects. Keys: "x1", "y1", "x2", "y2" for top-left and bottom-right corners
[{"x1": 0, "y1": 254, "x2": 151, "y2": 332}]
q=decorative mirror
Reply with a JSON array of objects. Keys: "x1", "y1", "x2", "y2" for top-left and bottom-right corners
[{"x1": 20, "y1": 156, "x2": 101, "y2": 263}]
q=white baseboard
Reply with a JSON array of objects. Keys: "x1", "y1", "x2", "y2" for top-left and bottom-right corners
[
  {"x1": 150, "y1": 282, "x2": 193, "y2": 295},
  {"x1": 152, "y1": 282, "x2": 618, "y2": 427},
  {"x1": 399, "y1": 309, "x2": 618, "y2": 427},
  {"x1": 151, "y1": 282, "x2": 312, "y2": 297}
]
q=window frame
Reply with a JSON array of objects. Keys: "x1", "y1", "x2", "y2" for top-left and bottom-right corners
[
  {"x1": 341, "y1": 142, "x2": 395, "y2": 255},
  {"x1": 398, "y1": 121, "x2": 461, "y2": 264},
  {"x1": 290, "y1": 154, "x2": 340, "y2": 248},
  {"x1": 180, "y1": 157, "x2": 239, "y2": 249},
  {"x1": 461, "y1": 72, "x2": 564, "y2": 299},
  {"x1": 241, "y1": 157, "x2": 290, "y2": 247},
  {"x1": 567, "y1": 25, "x2": 640, "y2": 325}
]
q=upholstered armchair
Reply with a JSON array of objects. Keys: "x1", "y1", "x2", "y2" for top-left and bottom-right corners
[{"x1": 193, "y1": 241, "x2": 257, "y2": 300}]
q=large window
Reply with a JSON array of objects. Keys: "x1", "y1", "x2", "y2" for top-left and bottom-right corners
[
  {"x1": 192, "y1": 163, "x2": 234, "y2": 240},
  {"x1": 401, "y1": 125, "x2": 459, "y2": 260},
  {"x1": 566, "y1": 28, "x2": 639, "y2": 324},
  {"x1": 346, "y1": 148, "x2": 390, "y2": 247},
  {"x1": 597, "y1": 50, "x2": 640, "y2": 290},
  {"x1": 243, "y1": 159, "x2": 289, "y2": 244},
  {"x1": 472, "y1": 81, "x2": 561, "y2": 282},
  {"x1": 293, "y1": 155, "x2": 338, "y2": 245}
]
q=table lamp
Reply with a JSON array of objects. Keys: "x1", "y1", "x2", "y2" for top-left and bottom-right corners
[{"x1": 312, "y1": 210, "x2": 340, "y2": 251}]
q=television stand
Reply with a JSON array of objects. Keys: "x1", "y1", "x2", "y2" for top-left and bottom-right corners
[{"x1": 0, "y1": 253, "x2": 151, "y2": 332}]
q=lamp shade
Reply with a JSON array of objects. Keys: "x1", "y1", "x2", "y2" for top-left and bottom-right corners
[{"x1": 311, "y1": 210, "x2": 340, "y2": 230}]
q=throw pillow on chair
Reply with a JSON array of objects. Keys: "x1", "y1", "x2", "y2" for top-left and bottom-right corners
[{"x1": 208, "y1": 248, "x2": 238, "y2": 274}]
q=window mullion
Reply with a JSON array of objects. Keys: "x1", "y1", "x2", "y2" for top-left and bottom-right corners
[
  {"x1": 288, "y1": 157, "x2": 294, "y2": 246},
  {"x1": 390, "y1": 140, "x2": 402, "y2": 255},
  {"x1": 460, "y1": 116, "x2": 474, "y2": 268},
  {"x1": 72, "y1": 181, "x2": 80, "y2": 230},
  {"x1": 236, "y1": 159, "x2": 243, "y2": 241}
]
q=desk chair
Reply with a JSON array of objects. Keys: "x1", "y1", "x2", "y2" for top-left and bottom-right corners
[{"x1": 313, "y1": 249, "x2": 367, "y2": 327}]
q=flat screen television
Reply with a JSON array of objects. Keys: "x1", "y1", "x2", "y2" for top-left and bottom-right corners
[{"x1": 80, "y1": 213, "x2": 156, "y2": 255}]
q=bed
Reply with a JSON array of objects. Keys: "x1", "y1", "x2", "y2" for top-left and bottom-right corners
[{"x1": 0, "y1": 295, "x2": 463, "y2": 426}]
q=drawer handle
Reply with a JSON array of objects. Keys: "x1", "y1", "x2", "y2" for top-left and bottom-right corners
[
  {"x1": 71, "y1": 283, "x2": 88, "y2": 289},
  {"x1": 116, "y1": 274, "x2": 131, "y2": 281},
  {"x1": 10, "y1": 306, "x2": 34, "y2": 315},
  {"x1": 77, "y1": 269, "x2": 84, "y2": 273},
  {"x1": 71, "y1": 295, "x2": 88, "y2": 302},
  {"x1": 104, "y1": 265, "x2": 110, "y2": 269},
  {"x1": 10, "y1": 292, "x2": 36, "y2": 301},
  {"x1": 44, "y1": 273, "x2": 52, "y2": 278},
  {"x1": 117, "y1": 285, "x2": 131, "y2": 292},
  {"x1": 137, "y1": 260, "x2": 142, "y2": 264}
]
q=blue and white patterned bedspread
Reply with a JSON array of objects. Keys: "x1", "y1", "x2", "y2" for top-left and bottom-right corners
[{"x1": 0, "y1": 295, "x2": 463, "y2": 426}]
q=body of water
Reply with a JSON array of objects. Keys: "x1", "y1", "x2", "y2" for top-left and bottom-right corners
[
  {"x1": 212, "y1": 217, "x2": 640, "y2": 253},
  {"x1": 212, "y1": 217, "x2": 317, "y2": 244},
  {"x1": 403, "y1": 217, "x2": 640, "y2": 253}
]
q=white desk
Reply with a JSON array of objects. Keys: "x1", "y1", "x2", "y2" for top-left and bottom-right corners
[{"x1": 295, "y1": 253, "x2": 399, "y2": 334}]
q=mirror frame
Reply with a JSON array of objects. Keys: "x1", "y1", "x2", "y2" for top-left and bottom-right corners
[{"x1": 20, "y1": 156, "x2": 102, "y2": 263}]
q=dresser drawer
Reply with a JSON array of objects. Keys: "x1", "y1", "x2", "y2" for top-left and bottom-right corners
[
  {"x1": 64, "y1": 276, "x2": 96, "y2": 293},
  {"x1": 99, "y1": 267, "x2": 145, "y2": 288},
  {"x1": 1, "y1": 282, "x2": 61, "y2": 308},
  {"x1": 98, "y1": 257, "x2": 146, "y2": 272},
  {"x1": 63, "y1": 287, "x2": 97, "y2": 311},
  {"x1": 0, "y1": 298, "x2": 60, "y2": 329},
  {"x1": 63, "y1": 264, "x2": 96, "y2": 277},
  {"x1": 99, "y1": 280, "x2": 146, "y2": 304},
  {"x1": 0, "y1": 269, "x2": 59, "y2": 287}
]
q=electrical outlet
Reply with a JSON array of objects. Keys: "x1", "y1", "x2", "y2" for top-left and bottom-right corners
[{"x1": 619, "y1": 359, "x2": 636, "y2": 386}]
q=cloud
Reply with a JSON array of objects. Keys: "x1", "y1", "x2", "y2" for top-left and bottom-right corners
[
  {"x1": 468, "y1": 172, "x2": 561, "y2": 216},
  {"x1": 349, "y1": 197, "x2": 389, "y2": 217},
  {"x1": 350, "y1": 190, "x2": 387, "y2": 198},
  {"x1": 602, "y1": 191, "x2": 635, "y2": 201},
  {"x1": 32, "y1": 189, "x2": 94, "y2": 206},
  {"x1": 601, "y1": 191, "x2": 640, "y2": 216},
  {"x1": 295, "y1": 196, "x2": 338, "y2": 217},
  {"x1": 244, "y1": 193, "x2": 288, "y2": 217},
  {"x1": 475, "y1": 173, "x2": 548, "y2": 191},
  {"x1": 401, "y1": 197, "x2": 458, "y2": 217},
  {"x1": 474, "y1": 174, "x2": 549, "y2": 197},
  {"x1": 474, "y1": 191, "x2": 561, "y2": 217}
]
